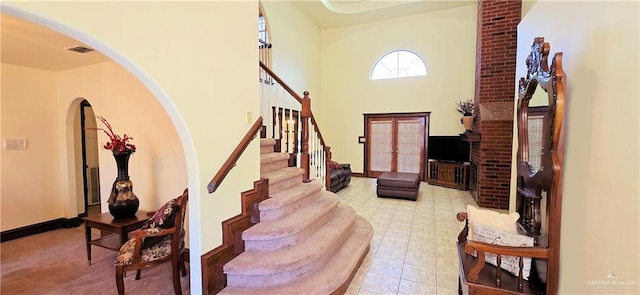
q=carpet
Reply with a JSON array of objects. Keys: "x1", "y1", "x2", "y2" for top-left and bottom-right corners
[{"x1": 1, "y1": 226, "x2": 189, "y2": 295}]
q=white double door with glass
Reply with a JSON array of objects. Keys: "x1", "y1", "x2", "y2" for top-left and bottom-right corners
[{"x1": 365, "y1": 114, "x2": 427, "y2": 180}]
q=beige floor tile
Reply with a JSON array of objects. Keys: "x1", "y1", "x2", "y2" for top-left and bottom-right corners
[
  {"x1": 437, "y1": 287, "x2": 459, "y2": 295},
  {"x1": 398, "y1": 279, "x2": 438, "y2": 295},
  {"x1": 358, "y1": 288, "x2": 384, "y2": 295},
  {"x1": 342, "y1": 177, "x2": 477, "y2": 295},
  {"x1": 360, "y1": 272, "x2": 401, "y2": 294},
  {"x1": 404, "y1": 252, "x2": 436, "y2": 269},
  {"x1": 369, "y1": 256, "x2": 404, "y2": 278},
  {"x1": 436, "y1": 270, "x2": 459, "y2": 290},
  {"x1": 379, "y1": 236, "x2": 409, "y2": 250},
  {"x1": 401, "y1": 263, "x2": 437, "y2": 285},
  {"x1": 376, "y1": 244, "x2": 407, "y2": 258}
]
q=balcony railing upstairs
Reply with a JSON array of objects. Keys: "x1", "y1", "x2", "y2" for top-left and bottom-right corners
[{"x1": 259, "y1": 61, "x2": 331, "y2": 190}]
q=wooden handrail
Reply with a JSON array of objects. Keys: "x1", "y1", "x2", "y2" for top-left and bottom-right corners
[
  {"x1": 259, "y1": 61, "x2": 333, "y2": 188},
  {"x1": 259, "y1": 61, "x2": 302, "y2": 104},
  {"x1": 207, "y1": 117, "x2": 264, "y2": 193},
  {"x1": 310, "y1": 112, "x2": 328, "y2": 151}
]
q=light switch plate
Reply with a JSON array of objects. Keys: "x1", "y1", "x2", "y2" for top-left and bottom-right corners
[{"x1": 3, "y1": 138, "x2": 27, "y2": 150}]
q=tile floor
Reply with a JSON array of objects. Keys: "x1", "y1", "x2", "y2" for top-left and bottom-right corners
[{"x1": 339, "y1": 176, "x2": 478, "y2": 295}]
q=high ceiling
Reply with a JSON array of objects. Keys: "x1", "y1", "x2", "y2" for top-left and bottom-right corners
[
  {"x1": 292, "y1": 0, "x2": 475, "y2": 29},
  {"x1": 0, "y1": 1, "x2": 475, "y2": 72}
]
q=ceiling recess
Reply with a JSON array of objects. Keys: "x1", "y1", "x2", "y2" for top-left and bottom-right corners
[{"x1": 66, "y1": 45, "x2": 95, "y2": 53}]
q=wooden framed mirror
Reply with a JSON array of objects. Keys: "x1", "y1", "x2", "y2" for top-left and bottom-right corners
[
  {"x1": 525, "y1": 104, "x2": 548, "y2": 174},
  {"x1": 515, "y1": 36, "x2": 566, "y2": 293},
  {"x1": 455, "y1": 36, "x2": 566, "y2": 295}
]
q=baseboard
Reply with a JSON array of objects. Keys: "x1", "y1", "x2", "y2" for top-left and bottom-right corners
[
  {"x1": 351, "y1": 172, "x2": 366, "y2": 177},
  {"x1": 201, "y1": 178, "x2": 269, "y2": 295},
  {"x1": 1, "y1": 217, "x2": 82, "y2": 242}
]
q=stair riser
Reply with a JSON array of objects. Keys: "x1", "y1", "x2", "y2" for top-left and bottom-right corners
[
  {"x1": 268, "y1": 174, "x2": 303, "y2": 194},
  {"x1": 227, "y1": 222, "x2": 356, "y2": 288},
  {"x1": 246, "y1": 205, "x2": 335, "y2": 252},
  {"x1": 259, "y1": 189, "x2": 321, "y2": 222},
  {"x1": 260, "y1": 145, "x2": 274, "y2": 154},
  {"x1": 260, "y1": 158, "x2": 290, "y2": 173},
  {"x1": 244, "y1": 194, "x2": 339, "y2": 241}
]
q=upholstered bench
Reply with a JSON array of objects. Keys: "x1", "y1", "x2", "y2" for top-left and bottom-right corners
[{"x1": 376, "y1": 172, "x2": 420, "y2": 201}]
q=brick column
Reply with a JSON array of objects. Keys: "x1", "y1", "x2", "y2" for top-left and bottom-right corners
[{"x1": 470, "y1": 0, "x2": 521, "y2": 209}]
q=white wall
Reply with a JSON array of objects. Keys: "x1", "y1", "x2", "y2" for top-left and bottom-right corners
[
  {"x1": 517, "y1": 1, "x2": 639, "y2": 293},
  {"x1": 320, "y1": 5, "x2": 477, "y2": 172},
  {"x1": 1, "y1": 64, "x2": 63, "y2": 230},
  {"x1": 2, "y1": 2, "x2": 259, "y2": 292},
  {"x1": 261, "y1": 0, "x2": 321, "y2": 105},
  {"x1": 0, "y1": 61, "x2": 188, "y2": 231}
]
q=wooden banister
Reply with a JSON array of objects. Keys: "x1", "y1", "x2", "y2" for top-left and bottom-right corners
[
  {"x1": 207, "y1": 117, "x2": 264, "y2": 193},
  {"x1": 259, "y1": 61, "x2": 302, "y2": 104},
  {"x1": 259, "y1": 62, "x2": 333, "y2": 189},
  {"x1": 309, "y1": 113, "x2": 327, "y2": 149},
  {"x1": 310, "y1": 110, "x2": 332, "y2": 189},
  {"x1": 258, "y1": 39, "x2": 272, "y2": 49}
]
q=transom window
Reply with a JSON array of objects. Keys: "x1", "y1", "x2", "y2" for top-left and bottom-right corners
[{"x1": 370, "y1": 50, "x2": 428, "y2": 80}]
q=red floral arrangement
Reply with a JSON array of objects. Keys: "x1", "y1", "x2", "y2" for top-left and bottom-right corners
[{"x1": 94, "y1": 116, "x2": 136, "y2": 154}]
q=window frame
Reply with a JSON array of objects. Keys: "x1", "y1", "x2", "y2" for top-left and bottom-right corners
[{"x1": 369, "y1": 49, "x2": 428, "y2": 81}]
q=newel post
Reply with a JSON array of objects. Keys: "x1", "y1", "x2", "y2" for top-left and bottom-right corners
[{"x1": 301, "y1": 91, "x2": 311, "y2": 182}]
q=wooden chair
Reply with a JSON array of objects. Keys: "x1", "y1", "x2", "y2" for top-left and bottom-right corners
[
  {"x1": 115, "y1": 189, "x2": 189, "y2": 295},
  {"x1": 456, "y1": 37, "x2": 566, "y2": 295}
]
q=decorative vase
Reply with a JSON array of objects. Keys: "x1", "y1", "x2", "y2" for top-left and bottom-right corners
[
  {"x1": 461, "y1": 116, "x2": 474, "y2": 131},
  {"x1": 108, "y1": 152, "x2": 139, "y2": 219},
  {"x1": 114, "y1": 152, "x2": 131, "y2": 180}
]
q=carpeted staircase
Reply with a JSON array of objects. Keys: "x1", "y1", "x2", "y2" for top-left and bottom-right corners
[{"x1": 218, "y1": 138, "x2": 373, "y2": 294}]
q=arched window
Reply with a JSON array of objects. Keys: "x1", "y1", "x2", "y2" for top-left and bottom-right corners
[
  {"x1": 258, "y1": 6, "x2": 272, "y2": 68},
  {"x1": 258, "y1": 12, "x2": 268, "y2": 44},
  {"x1": 370, "y1": 50, "x2": 428, "y2": 80}
]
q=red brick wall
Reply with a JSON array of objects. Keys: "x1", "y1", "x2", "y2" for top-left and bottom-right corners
[{"x1": 471, "y1": 0, "x2": 521, "y2": 209}]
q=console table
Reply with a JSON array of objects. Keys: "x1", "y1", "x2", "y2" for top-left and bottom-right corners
[
  {"x1": 426, "y1": 159, "x2": 469, "y2": 190},
  {"x1": 83, "y1": 210, "x2": 149, "y2": 265}
]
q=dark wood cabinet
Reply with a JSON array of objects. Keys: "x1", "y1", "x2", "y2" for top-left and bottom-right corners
[{"x1": 426, "y1": 160, "x2": 469, "y2": 190}]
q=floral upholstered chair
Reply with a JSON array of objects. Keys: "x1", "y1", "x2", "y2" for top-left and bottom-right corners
[{"x1": 115, "y1": 189, "x2": 188, "y2": 295}]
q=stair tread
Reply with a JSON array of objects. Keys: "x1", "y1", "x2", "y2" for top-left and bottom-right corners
[
  {"x1": 260, "y1": 138, "x2": 276, "y2": 146},
  {"x1": 244, "y1": 191, "x2": 339, "y2": 240},
  {"x1": 261, "y1": 167, "x2": 304, "y2": 183},
  {"x1": 259, "y1": 180, "x2": 323, "y2": 211},
  {"x1": 260, "y1": 152, "x2": 290, "y2": 164},
  {"x1": 220, "y1": 216, "x2": 373, "y2": 295},
  {"x1": 225, "y1": 203, "x2": 355, "y2": 275}
]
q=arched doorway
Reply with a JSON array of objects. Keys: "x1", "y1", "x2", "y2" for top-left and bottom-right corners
[
  {"x1": 78, "y1": 100, "x2": 102, "y2": 216},
  {"x1": 1, "y1": 7, "x2": 190, "y2": 236}
]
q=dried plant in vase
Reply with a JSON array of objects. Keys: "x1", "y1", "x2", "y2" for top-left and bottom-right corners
[
  {"x1": 95, "y1": 116, "x2": 136, "y2": 155},
  {"x1": 456, "y1": 99, "x2": 475, "y2": 131},
  {"x1": 456, "y1": 99, "x2": 474, "y2": 116}
]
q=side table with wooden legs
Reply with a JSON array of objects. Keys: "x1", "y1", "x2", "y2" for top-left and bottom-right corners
[{"x1": 82, "y1": 210, "x2": 150, "y2": 265}]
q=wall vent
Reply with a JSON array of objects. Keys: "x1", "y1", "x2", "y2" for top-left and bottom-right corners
[{"x1": 66, "y1": 45, "x2": 95, "y2": 53}]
